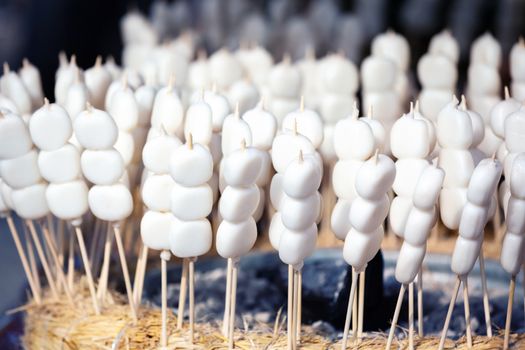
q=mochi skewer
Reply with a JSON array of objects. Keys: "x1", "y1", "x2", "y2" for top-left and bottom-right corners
[
  {"x1": 30, "y1": 98, "x2": 98, "y2": 312},
  {"x1": 74, "y1": 104, "x2": 135, "y2": 319},
  {"x1": 386, "y1": 164, "x2": 444, "y2": 350},
  {"x1": 341, "y1": 151, "x2": 395, "y2": 349},
  {"x1": 501, "y1": 153, "x2": 525, "y2": 350},
  {"x1": 169, "y1": 134, "x2": 214, "y2": 344},
  {"x1": 3, "y1": 211, "x2": 41, "y2": 303},
  {"x1": 278, "y1": 151, "x2": 321, "y2": 350},
  {"x1": 216, "y1": 140, "x2": 262, "y2": 348},
  {"x1": 0, "y1": 108, "x2": 62, "y2": 299},
  {"x1": 140, "y1": 125, "x2": 181, "y2": 347},
  {"x1": 438, "y1": 156, "x2": 502, "y2": 350}
]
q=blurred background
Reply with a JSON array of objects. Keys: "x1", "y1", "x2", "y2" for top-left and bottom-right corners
[{"x1": 1, "y1": 0, "x2": 525, "y2": 100}]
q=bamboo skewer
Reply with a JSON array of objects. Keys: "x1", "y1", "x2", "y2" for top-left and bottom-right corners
[
  {"x1": 67, "y1": 233, "x2": 75, "y2": 291},
  {"x1": 97, "y1": 225, "x2": 113, "y2": 303},
  {"x1": 438, "y1": 277, "x2": 461, "y2": 350},
  {"x1": 160, "y1": 250, "x2": 170, "y2": 349},
  {"x1": 463, "y1": 277, "x2": 473, "y2": 348},
  {"x1": 113, "y1": 223, "x2": 137, "y2": 320},
  {"x1": 341, "y1": 268, "x2": 358, "y2": 350},
  {"x1": 228, "y1": 261, "x2": 238, "y2": 350},
  {"x1": 189, "y1": 258, "x2": 195, "y2": 344},
  {"x1": 385, "y1": 284, "x2": 406, "y2": 350},
  {"x1": 417, "y1": 268, "x2": 423, "y2": 337},
  {"x1": 287, "y1": 265, "x2": 294, "y2": 350},
  {"x1": 503, "y1": 276, "x2": 516, "y2": 350},
  {"x1": 25, "y1": 219, "x2": 58, "y2": 298},
  {"x1": 177, "y1": 259, "x2": 189, "y2": 329},
  {"x1": 478, "y1": 251, "x2": 493, "y2": 337},
  {"x1": 296, "y1": 270, "x2": 302, "y2": 344},
  {"x1": 40, "y1": 220, "x2": 74, "y2": 305},
  {"x1": 133, "y1": 244, "x2": 149, "y2": 308},
  {"x1": 357, "y1": 271, "x2": 365, "y2": 342},
  {"x1": 223, "y1": 258, "x2": 233, "y2": 336},
  {"x1": 24, "y1": 225, "x2": 41, "y2": 297},
  {"x1": 352, "y1": 281, "x2": 357, "y2": 341},
  {"x1": 292, "y1": 268, "x2": 299, "y2": 350},
  {"x1": 5, "y1": 214, "x2": 41, "y2": 303},
  {"x1": 408, "y1": 283, "x2": 415, "y2": 350},
  {"x1": 72, "y1": 222, "x2": 101, "y2": 314}
]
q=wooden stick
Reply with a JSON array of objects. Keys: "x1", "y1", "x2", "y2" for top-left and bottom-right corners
[
  {"x1": 41, "y1": 221, "x2": 74, "y2": 305},
  {"x1": 352, "y1": 279, "x2": 357, "y2": 341},
  {"x1": 57, "y1": 220, "x2": 65, "y2": 276},
  {"x1": 357, "y1": 271, "x2": 365, "y2": 342},
  {"x1": 92, "y1": 221, "x2": 106, "y2": 276},
  {"x1": 408, "y1": 283, "x2": 415, "y2": 350},
  {"x1": 132, "y1": 244, "x2": 144, "y2": 303},
  {"x1": 522, "y1": 265, "x2": 525, "y2": 322},
  {"x1": 341, "y1": 268, "x2": 359, "y2": 350},
  {"x1": 24, "y1": 225, "x2": 41, "y2": 297},
  {"x1": 67, "y1": 232, "x2": 75, "y2": 291},
  {"x1": 292, "y1": 268, "x2": 299, "y2": 350},
  {"x1": 417, "y1": 268, "x2": 424, "y2": 337},
  {"x1": 177, "y1": 259, "x2": 189, "y2": 329},
  {"x1": 462, "y1": 277, "x2": 473, "y2": 348},
  {"x1": 160, "y1": 251, "x2": 170, "y2": 349},
  {"x1": 223, "y1": 258, "x2": 233, "y2": 336},
  {"x1": 133, "y1": 245, "x2": 149, "y2": 308},
  {"x1": 113, "y1": 223, "x2": 137, "y2": 320},
  {"x1": 287, "y1": 265, "x2": 294, "y2": 350},
  {"x1": 385, "y1": 284, "x2": 406, "y2": 350},
  {"x1": 97, "y1": 225, "x2": 113, "y2": 303},
  {"x1": 89, "y1": 218, "x2": 102, "y2": 275},
  {"x1": 73, "y1": 223, "x2": 101, "y2": 314},
  {"x1": 26, "y1": 220, "x2": 58, "y2": 298},
  {"x1": 189, "y1": 258, "x2": 195, "y2": 344},
  {"x1": 478, "y1": 251, "x2": 493, "y2": 337},
  {"x1": 438, "y1": 277, "x2": 461, "y2": 350},
  {"x1": 5, "y1": 214, "x2": 41, "y2": 303},
  {"x1": 296, "y1": 270, "x2": 302, "y2": 344},
  {"x1": 503, "y1": 276, "x2": 515, "y2": 350},
  {"x1": 228, "y1": 261, "x2": 238, "y2": 350}
]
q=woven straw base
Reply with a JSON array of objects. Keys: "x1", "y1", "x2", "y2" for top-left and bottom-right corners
[{"x1": 20, "y1": 278, "x2": 525, "y2": 349}]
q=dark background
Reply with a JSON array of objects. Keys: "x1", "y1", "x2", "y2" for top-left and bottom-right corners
[{"x1": 1, "y1": 0, "x2": 525, "y2": 100}]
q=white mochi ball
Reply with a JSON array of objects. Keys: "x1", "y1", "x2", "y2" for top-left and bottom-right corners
[
  {"x1": 170, "y1": 182, "x2": 213, "y2": 220},
  {"x1": 142, "y1": 174, "x2": 174, "y2": 212},
  {"x1": 281, "y1": 193, "x2": 320, "y2": 231},
  {"x1": 219, "y1": 185, "x2": 259, "y2": 222},
  {"x1": 12, "y1": 182, "x2": 49, "y2": 219},
  {"x1": 29, "y1": 103, "x2": 72, "y2": 151},
  {"x1": 222, "y1": 148, "x2": 263, "y2": 187},
  {"x1": 282, "y1": 157, "x2": 321, "y2": 198},
  {"x1": 170, "y1": 143, "x2": 213, "y2": 187},
  {"x1": 88, "y1": 183, "x2": 133, "y2": 222},
  {"x1": 216, "y1": 218, "x2": 258, "y2": 259},
  {"x1": 140, "y1": 210, "x2": 174, "y2": 251},
  {"x1": 395, "y1": 242, "x2": 426, "y2": 284},
  {"x1": 46, "y1": 180, "x2": 88, "y2": 220},
  {"x1": 451, "y1": 236, "x2": 481, "y2": 276},
  {"x1": 74, "y1": 108, "x2": 118, "y2": 149},
  {"x1": 142, "y1": 133, "x2": 182, "y2": 174},
  {"x1": 38, "y1": 144, "x2": 81, "y2": 183},
  {"x1": 81, "y1": 148, "x2": 124, "y2": 185},
  {"x1": 169, "y1": 218, "x2": 212, "y2": 258},
  {"x1": 354, "y1": 155, "x2": 396, "y2": 200},
  {"x1": 0, "y1": 149, "x2": 41, "y2": 189},
  {"x1": 404, "y1": 206, "x2": 437, "y2": 246},
  {"x1": 0, "y1": 111, "x2": 32, "y2": 159}
]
